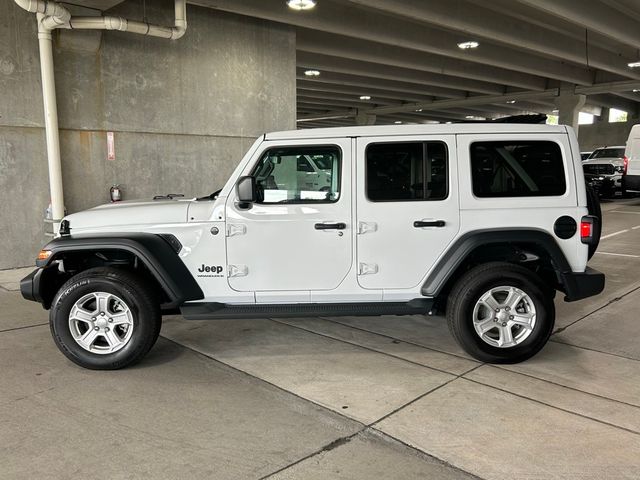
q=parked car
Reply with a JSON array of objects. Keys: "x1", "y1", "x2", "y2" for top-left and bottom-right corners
[
  {"x1": 623, "y1": 125, "x2": 640, "y2": 195},
  {"x1": 582, "y1": 146, "x2": 626, "y2": 197},
  {"x1": 21, "y1": 124, "x2": 604, "y2": 369}
]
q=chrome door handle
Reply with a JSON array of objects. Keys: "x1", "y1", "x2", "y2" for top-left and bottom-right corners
[
  {"x1": 315, "y1": 222, "x2": 346, "y2": 230},
  {"x1": 414, "y1": 220, "x2": 446, "y2": 228}
]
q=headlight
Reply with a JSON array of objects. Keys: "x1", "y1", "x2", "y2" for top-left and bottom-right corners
[{"x1": 615, "y1": 165, "x2": 625, "y2": 173}]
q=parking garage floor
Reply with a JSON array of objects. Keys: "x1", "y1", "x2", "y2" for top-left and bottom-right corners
[{"x1": 2, "y1": 199, "x2": 640, "y2": 480}]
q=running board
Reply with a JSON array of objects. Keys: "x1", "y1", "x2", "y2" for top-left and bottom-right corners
[{"x1": 180, "y1": 299, "x2": 433, "y2": 320}]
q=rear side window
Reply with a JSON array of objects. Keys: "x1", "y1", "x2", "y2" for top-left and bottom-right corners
[
  {"x1": 470, "y1": 141, "x2": 566, "y2": 197},
  {"x1": 366, "y1": 142, "x2": 448, "y2": 201}
]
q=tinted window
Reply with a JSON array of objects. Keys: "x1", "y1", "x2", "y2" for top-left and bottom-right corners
[
  {"x1": 366, "y1": 142, "x2": 448, "y2": 201},
  {"x1": 588, "y1": 148, "x2": 625, "y2": 159},
  {"x1": 252, "y1": 146, "x2": 340, "y2": 204},
  {"x1": 471, "y1": 141, "x2": 566, "y2": 197}
]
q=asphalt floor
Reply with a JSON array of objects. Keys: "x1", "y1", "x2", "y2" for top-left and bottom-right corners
[{"x1": 1, "y1": 198, "x2": 639, "y2": 479}]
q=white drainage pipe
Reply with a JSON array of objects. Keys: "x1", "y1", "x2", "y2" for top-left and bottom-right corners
[{"x1": 14, "y1": 0, "x2": 188, "y2": 233}]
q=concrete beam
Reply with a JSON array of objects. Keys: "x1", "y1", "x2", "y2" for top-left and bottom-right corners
[
  {"x1": 296, "y1": 69, "x2": 466, "y2": 99},
  {"x1": 297, "y1": 52, "x2": 504, "y2": 95},
  {"x1": 344, "y1": 0, "x2": 640, "y2": 80},
  {"x1": 517, "y1": 0, "x2": 640, "y2": 48},
  {"x1": 194, "y1": 0, "x2": 594, "y2": 85},
  {"x1": 297, "y1": 29, "x2": 547, "y2": 91}
]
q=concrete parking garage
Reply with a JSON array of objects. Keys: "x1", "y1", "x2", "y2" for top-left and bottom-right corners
[{"x1": 2, "y1": 0, "x2": 640, "y2": 478}]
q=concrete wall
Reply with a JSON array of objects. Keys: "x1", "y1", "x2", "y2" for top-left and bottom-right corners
[
  {"x1": 578, "y1": 118, "x2": 640, "y2": 151},
  {"x1": 0, "y1": 0, "x2": 296, "y2": 269}
]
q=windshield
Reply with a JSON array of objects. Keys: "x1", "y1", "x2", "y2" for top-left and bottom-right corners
[{"x1": 588, "y1": 148, "x2": 625, "y2": 159}]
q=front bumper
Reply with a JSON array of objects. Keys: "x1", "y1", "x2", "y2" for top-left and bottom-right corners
[
  {"x1": 560, "y1": 267, "x2": 605, "y2": 302},
  {"x1": 585, "y1": 175, "x2": 620, "y2": 196},
  {"x1": 20, "y1": 266, "x2": 61, "y2": 309}
]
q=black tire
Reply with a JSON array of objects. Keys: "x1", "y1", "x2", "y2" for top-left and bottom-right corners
[
  {"x1": 585, "y1": 184, "x2": 602, "y2": 259},
  {"x1": 50, "y1": 267, "x2": 161, "y2": 370},
  {"x1": 446, "y1": 262, "x2": 555, "y2": 364}
]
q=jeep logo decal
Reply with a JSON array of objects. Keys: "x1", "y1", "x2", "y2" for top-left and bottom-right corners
[{"x1": 197, "y1": 264, "x2": 224, "y2": 278}]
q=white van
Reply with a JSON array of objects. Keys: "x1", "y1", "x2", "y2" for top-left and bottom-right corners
[{"x1": 623, "y1": 124, "x2": 640, "y2": 193}]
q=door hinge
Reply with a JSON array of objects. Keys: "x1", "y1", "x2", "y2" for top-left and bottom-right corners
[
  {"x1": 358, "y1": 221, "x2": 378, "y2": 235},
  {"x1": 358, "y1": 262, "x2": 378, "y2": 275},
  {"x1": 228, "y1": 264, "x2": 248, "y2": 277},
  {"x1": 226, "y1": 224, "x2": 247, "y2": 237}
]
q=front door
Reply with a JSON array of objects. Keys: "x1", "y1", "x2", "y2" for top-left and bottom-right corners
[
  {"x1": 356, "y1": 135, "x2": 459, "y2": 290},
  {"x1": 225, "y1": 138, "x2": 352, "y2": 293}
]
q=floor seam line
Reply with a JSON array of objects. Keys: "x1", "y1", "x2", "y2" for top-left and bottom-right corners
[
  {"x1": 160, "y1": 335, "x2": 368, "y2": 427},
  {"x1": 318, "y1": 316, "x2": 474, "y2": 362},
  {"x1": 258, "y1": 429, "x2": 366, "y2": 480},
  {"x1": 268, "y1": 317, "x2": 470, "y2": 377},
  {"x1": 366, "y1": 427, "x2": 484, "y2": 480},
  {"x1": 549, "y1": 338, "x2": 640, "y2": 363},
  {"x1": 0, "y1": 322, "x2": 48, "y2": 334},
  {"x1": 368, "y1": 364, "x2": 485, "y2": 427},
  {"x1": 553, "y1": 283, "x2": 640, "y2": 335},
  {"x1": 492, "y1": 365, "x2": 640, "y2": 410},
  {"x1": 463, "y1": 377, "x2": 640, "y2": 436}
]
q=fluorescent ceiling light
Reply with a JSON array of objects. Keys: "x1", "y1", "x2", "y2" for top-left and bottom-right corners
[
  {"x1": 287, "y1": 0, "x2": 316, "y2": 10},
  {"x1": 394, "y1": 121, "x2": 402, "y2": 124},
  {"x1": 359, "y1": 95, "x2": 371, "y2": 100},
  {"x1": 465, "y1": 115, "x2": 474, "y2": 119},
  {"x1": 304, "y1": 69, "x2": 320, "y2": 76},
  {"x1": 634, "y1": 89, "x2": 640, "y2": 93},
  {"x1": 506, "y1": 100, "x2": 516, "y2": 104},
  {"x1": 628, "y1": 61, "x2": 640, "y2": 68},
  {"x1": 457, "y1": 41, "x2": 479, "y2": 50},
  {"x1": 415, "y1": 108, "x2": 423, "y2": 112}
]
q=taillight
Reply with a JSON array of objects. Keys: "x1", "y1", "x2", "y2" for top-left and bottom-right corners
[
  {"x1": 580, "y1": 215, "x2": 598, "y2": 244},
  {"x1": 623, "y1": 156, "x2": 629, "y2": 175}
]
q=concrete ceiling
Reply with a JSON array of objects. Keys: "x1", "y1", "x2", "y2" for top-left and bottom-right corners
[
  {"x1": 194, "y1": 0, "x2": 640, "y2": 126},
  {"x1": 77, "y1": 0, "x2": 125, "y2": 10}
]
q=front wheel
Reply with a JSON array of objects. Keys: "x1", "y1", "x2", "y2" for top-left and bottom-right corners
[
  {"x1": 50, "y1": 267, "x2": 161, "y2": 370},
  {"x1": 446, "y1": 262, "x2": 555, "y2": 364}
]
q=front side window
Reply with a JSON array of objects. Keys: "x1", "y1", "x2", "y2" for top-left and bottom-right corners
[
  {"x1": 366, "y1": 142, "x2": 448, "y2": 202},
  {"x1": 252, "y1": 146, "x2": 341, "y2": 203},
  {"x1": 470, "y1": 141, "x2": 566, "y2": 197}
]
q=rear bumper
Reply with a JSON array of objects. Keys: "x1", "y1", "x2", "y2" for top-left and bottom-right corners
[{"x1": 560, "y1": 267, "x2": 605, "y2": 302}]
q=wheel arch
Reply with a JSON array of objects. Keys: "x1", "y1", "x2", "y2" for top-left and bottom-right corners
[
  {"x1": 423, "y1": 229, "x2": 571, "y2": 302},
  {"x1": 34, "y1": 233, "x2": 203, "y2": 309}
]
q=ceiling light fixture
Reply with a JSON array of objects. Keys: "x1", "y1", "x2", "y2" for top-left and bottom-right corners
[
  {"x1": 287, "y1": 0, "x2": 316, "y2": 10},
  {"x1": 628, "y1": 61, "x2": 640, "y2": 68},
  {"x1": 304, "y1": 69, "x2": 320, "y2": 76},
  {"x1": 359, "y1": 95, "x2": 371, "y2": 100},
  {"x1": 394, "y1": 121, "x2": 402, "y2": 124},
  {"x1": 506, "y1": 100, "x2": 516, "y2": 104},
  {"x1": 465, "y1": 115, "x2": 475, "y2": 119},
  {"x1": 457, "y1": 41, "x2": 479, "y2": 50},
  {"x1": 415, "y1": 108, "x2": 423, "y2": 112},
  {"x1": 634, "y1": 89, "x2": 640, "y2": 93}
]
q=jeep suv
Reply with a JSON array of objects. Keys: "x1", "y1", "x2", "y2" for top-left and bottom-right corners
[{"x1": 21, "y1": 124, "x2": 605, "y2": 369}]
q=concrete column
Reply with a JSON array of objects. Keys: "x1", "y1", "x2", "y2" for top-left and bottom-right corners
[
  {"x1": 355, "y1": 110, "x2": 376, "y2": 125},
  {"x1": 554, "y1": 85, "x2": 586, "y2": 134},
  {"x1": 596, "y1": 107, "x2": 610, "y2": 124}
]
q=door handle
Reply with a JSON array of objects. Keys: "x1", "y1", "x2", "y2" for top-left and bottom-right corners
[
  {"x1": 315, "y1": 222, "x2": 346, "y2": 230},
  {"x1": 414, "y1": 220, "x2": 446, "y2": 228}
]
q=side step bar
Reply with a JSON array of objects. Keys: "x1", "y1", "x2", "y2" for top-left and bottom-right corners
[{"x1": 180, "y1": 299, "x2": 433, "y2": 320}]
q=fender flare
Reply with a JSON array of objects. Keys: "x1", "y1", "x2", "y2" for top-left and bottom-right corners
[
  {"x1": 37, "y1": 233, "x2": 204, "y2": 306},
  {"x1": 421, "y1": 229, "x2": 571, "y2": 297}
]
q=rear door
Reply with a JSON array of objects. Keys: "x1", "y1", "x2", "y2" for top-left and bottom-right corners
[{"x1": 355, "y1": 135, "x2": 459, "y2": 290}]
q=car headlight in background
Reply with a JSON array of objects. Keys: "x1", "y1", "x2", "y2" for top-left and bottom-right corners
[{"x1": 615, "y1": 165, "x2": 625, "y2": 173}]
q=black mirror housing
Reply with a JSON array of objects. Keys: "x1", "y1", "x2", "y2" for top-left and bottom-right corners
[{"x1": 236, "y1": 176, "x2": 257, "y2": 203}]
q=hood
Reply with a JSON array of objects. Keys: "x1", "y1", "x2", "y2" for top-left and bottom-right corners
[
  {"x1": 64, "y1": 198, "x2": 192, "y2": 232},
  {"x1": 582, "y1": 157, "x2": 623, "y2": 166}
]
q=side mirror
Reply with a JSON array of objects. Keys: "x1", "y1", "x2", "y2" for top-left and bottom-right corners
[{"x1": 236, "y1": 176, "x2": 257, "y2": 203}]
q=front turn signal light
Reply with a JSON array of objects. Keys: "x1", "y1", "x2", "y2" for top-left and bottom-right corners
[{"x1": 37, "y1": 250, "x2": 52, "y2": 261}]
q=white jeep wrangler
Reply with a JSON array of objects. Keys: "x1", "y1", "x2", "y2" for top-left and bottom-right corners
[{"x1": 22, "y1": 124, "x2": 605, "y2": 369}]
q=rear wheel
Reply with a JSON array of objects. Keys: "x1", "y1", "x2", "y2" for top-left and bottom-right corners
[
  {"x1": 50, "y1": 267, "x2": 161, "y2": 370},
  {"x1": 446, "y1": 262, "x2": 555, "y2": 363}
]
